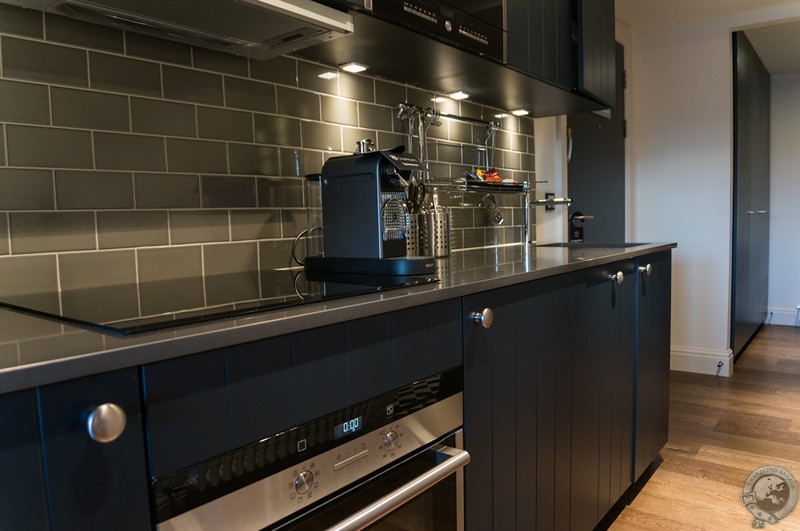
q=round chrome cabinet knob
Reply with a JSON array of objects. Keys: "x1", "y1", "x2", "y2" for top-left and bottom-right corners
[
  {"x1": 295, "y1": 470, "x2": 314, "y2": 495},
  {"x1": 638, "y1": 263, "x2": 653, "y2": 276},
  {"x1": 608, "y1": 271, "x2": 624, "y2": 285},
  {"x1": 471, "y1": 308, "x2": 494, "y2": 328},
  {"x1": 86, "y1": 403, "x2": 127, "y2": 443},
  {"x1": 383, "y1": 430, "x2": 399, "y2": 451}
]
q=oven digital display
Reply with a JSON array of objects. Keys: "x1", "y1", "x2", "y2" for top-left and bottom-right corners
[{"x1": 334, "y1": 416, "x2": 363, "y2": 439}]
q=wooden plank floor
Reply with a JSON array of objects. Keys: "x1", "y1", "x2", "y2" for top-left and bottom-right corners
[{"x1": 610, "y1": 325, "x2": 800, "y2": 530}]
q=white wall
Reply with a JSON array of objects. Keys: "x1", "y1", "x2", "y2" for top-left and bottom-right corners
[
  {"x1": 768, "y1": 73, "x2": 800, "y2": 326},
  {"x1": 625, "y1": 3, "x2": 800, "y2": 375}
]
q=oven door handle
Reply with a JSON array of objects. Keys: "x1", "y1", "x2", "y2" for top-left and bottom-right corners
[{"x1": 325, "y1": 444, "x2": 471, "y2": 531}]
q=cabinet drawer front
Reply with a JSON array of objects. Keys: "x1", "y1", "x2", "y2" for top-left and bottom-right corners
[{"x1": 39, "y1": 368, "x2": 150, "y2": 530}]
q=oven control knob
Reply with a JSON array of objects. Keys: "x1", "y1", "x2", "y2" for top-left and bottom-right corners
[
  {"x1": 382, "y1": 430, "x2": 399, "y2": 451},
  {"x1": 295, "y1": 470, "x2": 314, "y2": 494}
]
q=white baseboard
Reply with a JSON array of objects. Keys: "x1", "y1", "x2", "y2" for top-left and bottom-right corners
[
  {"x1": 767, "y1": 307, "x2": 800, "y2": 327},
  {"x1": 670, "y1": 346, "x2": 734, "y2": 377}
]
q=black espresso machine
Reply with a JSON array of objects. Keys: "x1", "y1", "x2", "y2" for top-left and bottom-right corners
[{"x1": 305, "y1": 144, "x2": 436, "y2": 275}]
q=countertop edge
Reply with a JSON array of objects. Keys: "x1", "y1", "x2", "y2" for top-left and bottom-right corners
[{"x1": 0, "y1": 243, "x2": 676, "y2": 393}]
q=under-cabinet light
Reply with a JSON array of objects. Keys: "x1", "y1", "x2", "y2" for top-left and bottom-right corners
[
  {"x1": 339, "y1": 62, "x2": 368, "y2": 73},
  {"x1": 510, "y1": 109, "x2": 530, "y2": 116},
  {"x1": 447, "y1": 91, "x2": 470, "y2": 100}
]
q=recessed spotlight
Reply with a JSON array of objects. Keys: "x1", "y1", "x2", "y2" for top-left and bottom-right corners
[
  {"x1": 494, "y1": 113, "x2": 510, "y2": 119},
  {"x1": 317, "y1": 71, "x2": 339, "y2": 80},
  {"x1": 510, "y1": 109, "x2": 529, "y2": 116},
  {"x1": 431, "y1": 96, "x2": 448, "y2": 103},
  {"x1": 339, "y1": 62, "x2": 368, "y2": 73},
  {"x1": 447, "y1": 91, "x2": 470, "y2": 100}
]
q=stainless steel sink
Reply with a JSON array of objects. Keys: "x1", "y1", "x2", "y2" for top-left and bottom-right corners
[{"x1": 534, "y1": 242, "x2": 650, "y2": 248}]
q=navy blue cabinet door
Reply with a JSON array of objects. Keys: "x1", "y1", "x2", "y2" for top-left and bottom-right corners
[
  {"x1": 570, "y1": 259, "x2": 635, "y2": 530},
  {"x1": 635, "y1": 251, "x2": 672, "y2": 479},
  {"x1": 144, "y1": 349, "x2": 228, "y2": 476},
  {"x1": 0, "y1": 389, "x2": 49, "y2": 529},
  {"x1": 38, "y1": 368, "x2": 151, "y2": 530}
]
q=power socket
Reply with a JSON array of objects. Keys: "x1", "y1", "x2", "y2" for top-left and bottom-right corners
[{"x1": 545, "y1": 192, "x2": 555, "y2": 211}]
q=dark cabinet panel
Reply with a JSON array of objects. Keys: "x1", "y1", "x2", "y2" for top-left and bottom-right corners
[
  {"x1": 227, "y1": 335, "x2": 294, "y2": 449},
  {"x1": 635, "y1": 251, "x2": 672, "y2": 480},
  {"x1": 39, "y1": 368, "x2": 150, "y2": 530},
  {"x1": 464, "y1": 283, "x2": 530, "y2": 531},
  {"x1": 293, "y1": 324, "x2": 348, "y2": 424},
  {"x1": 507, "y1": 0, "x2": 572, "y2": 89},
  {"x1": 144, "y1": 349, "x2": 228, "y2": 476},
  {"x1": 347, "y1": 313, "x2": 395, "y2": 404},
  {"x1": 732, "y1": 31, "x2": 770, "y2": 357},
  {"x1": 576, "y1": 0, "x2": 616, "y2": 106},
  {"x1": 0, "y1": 389, "x2": 49, "y2": 530}
]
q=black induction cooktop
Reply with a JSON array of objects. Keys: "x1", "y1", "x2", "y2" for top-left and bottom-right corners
[{"x1": 0, "y1": 270, "x2": 438, "y2": 335}]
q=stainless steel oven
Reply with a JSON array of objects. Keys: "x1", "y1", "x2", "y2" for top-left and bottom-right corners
[{"x1": 153, "y1": 369, "x2": 467, "y2": 531}]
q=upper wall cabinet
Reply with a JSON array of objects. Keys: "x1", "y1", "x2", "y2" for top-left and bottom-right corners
[{"x1": 507, "y1": 0, "x2": 616, "y2": 108}]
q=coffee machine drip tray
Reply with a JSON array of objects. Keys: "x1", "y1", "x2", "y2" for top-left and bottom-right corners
[
  {"x1": 0, "y1": 269, "x2": 438, "y2": 335},
  {"x1": 304, "y1": 255, "x2": 436, "y2": 276}
]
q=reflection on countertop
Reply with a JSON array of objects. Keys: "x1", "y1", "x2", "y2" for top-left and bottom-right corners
[{"x1": 0, "y1": 241, "x2": 675, "y2": 392}]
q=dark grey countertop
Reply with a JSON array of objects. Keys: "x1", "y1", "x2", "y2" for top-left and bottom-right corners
[{"x1": 0, "y1": 242, "x2": 676, "y2": 393}]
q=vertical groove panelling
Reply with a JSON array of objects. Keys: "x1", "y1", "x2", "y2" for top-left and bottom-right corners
[{"x1": 0, "y1": 3, "x2": 536, "y2": 320}]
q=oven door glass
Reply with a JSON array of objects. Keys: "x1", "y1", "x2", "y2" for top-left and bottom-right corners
[{"x1": 277, "y1": 432, "x2": 466, "y2": 531}]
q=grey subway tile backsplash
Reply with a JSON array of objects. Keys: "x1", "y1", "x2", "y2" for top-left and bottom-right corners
[
  {"x1": 197, "y1": 107, "x2": 253, "y2": 142},
  {"x1": 230, "y1": 210, "x2": 281, "y2": 241},
  {"x1": 228, "y1": 143, "x2": 279, "y2": 176},
  {"x1": 249, "y1": 56, "x2": 296, "y2": 86},
  {"x1": 89, "y1": 52, "x2": 161, "y2": 97},
  {"x1": 10, "y1": 212, "x2": 96, "y2": 254},
  {"x1": 358, "y1": 103, "x2": 393, "y2": 131},
  {"x1": 170, "y1": 210, "x2": 229, "y2": 245},
  {"x1": 201, "y1": 176, "x2": 257, "y2": 208},
  {"x1": 192, "y1": 47, "x2": 248, "y2": 76},
  {"x1": 0, "y1": 80, "x2": 50, "y2": 125},
  {"x1": 2, "y1": 36, "x2": 88, "y2": 87},
  {"x1": 44, "y1": 13, "x2": 123, "y2": 53},
  {"x1": 55, "y1": 170, "x2": 134, "y2": 210},
  {"x1": 225, "y1": 77, "x2": 276, "y2": 113},
  {"x1": 322, "y1": 96, "x2": 358, "y2": 126},
  {"x1": 59, "y1": 251, "x2": 138, "y2": 322},
  {"x1": 257, "y1": 177, "x2": 304, "y2": 208},
  {"x1": 297, "y1": 62, "x2": 339, "y2": 96},
  {"x1": 134, "y1": 173, "x2": 200, "y2": 209},
  {"x1": 51, "y1": 87, "x2": 130, "y2": 131},
  {"x1": 0, "y1": 215, "x2": 8, "y2": 255},
  {"x1": 163, "y1": 65, "x2": 223, "y2": 105},
  {"x1": 0, "y1": 12, "x2": 534, "y2": 291},
  {"x1": 167, "y1": 138, "x2": 228, "y2": 174},
  {"x1": 125, "y1": 32, "x2": 191, "y2": 66},
  {"x1": 339, "y1": 73, "x2": 374, "y2": 102},
  {"x1": 374, "y1": 80, "x2": 406, "y2": 107},
  {"x1": 301, "y1": 121, "x2": 342, "y2": 151},
  {"x1": 277, "y1": 86, "x2": 320, "y2": 120},
  {"x1": 94, "y1": 132, "x2": 166, "y2": 171},
  {"x1": 0, "y1": 254, "x2": 58, "y2": 307},
  {"x1": 0, "y1": 4, "x2": 43, "y2": 38},
  {"x1": 254, "y1": 114, "x2": 301, "y2": 147},
  {"x1": 131, "y1": 98, "x2": 196, "y2": 137},
  {"x1": 137, "y1": 246, "x2": 204, "y2": 315},
  {"x1": 7, "y1": 125, "x2": 93, "y2": 168},
  {"x1": 0, "y1": 169, "x2": 54, "y2": 210},
  {"x1": 278, "y1": 148, "x2": 323, "y2": 178},
  {"x1": 97, "y1": 211, "x2": 169, "y2": 249}
]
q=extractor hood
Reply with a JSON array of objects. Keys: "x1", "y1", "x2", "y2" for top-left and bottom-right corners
[{"x1": 5, "y1": 0, "x2": 354, "y2": 60}]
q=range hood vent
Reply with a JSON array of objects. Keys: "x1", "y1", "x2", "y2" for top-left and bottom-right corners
[{"x1": 12, "y1": 0, "x2": 354, "y2": 60}]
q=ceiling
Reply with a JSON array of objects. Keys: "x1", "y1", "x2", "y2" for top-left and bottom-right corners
[{"x1": 615, "y1": 0, "x2": 800, "y2": 74}]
